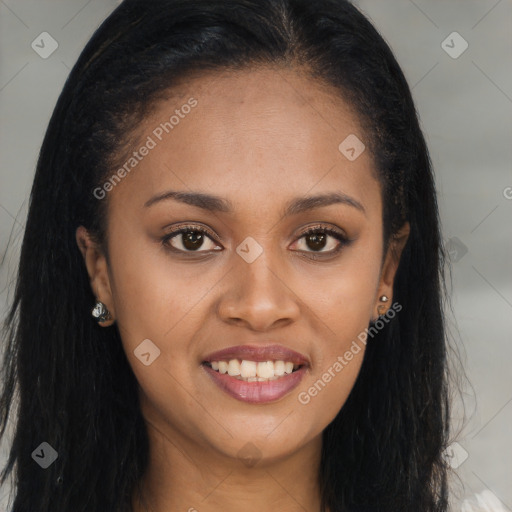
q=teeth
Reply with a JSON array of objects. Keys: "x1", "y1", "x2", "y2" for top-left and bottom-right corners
[
  {"x1": 207, "y1": 359, "x2": 301, "y2": 381},
  {"x1": 240, "y1": 360, "x2": 257, "y2": 378},
  {"x1": 274, "y1": 360, "x2": 285, "y2": 376},
  {"x1": 257, "y1": 361, "x2": 274, "y2": 379},
  {"x1": 227, "y1": 359, "x2": 241, "y2": 376}
]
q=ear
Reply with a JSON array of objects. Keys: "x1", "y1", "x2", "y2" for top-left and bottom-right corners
[
  {"x1": 76, "y1": 226, "x2": 116, "y2": 326},
  {"x1": 374, "y1": 222, "x2": 410, "y2": 318}
]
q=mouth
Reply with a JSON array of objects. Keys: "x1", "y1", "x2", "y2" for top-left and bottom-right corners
[
  {"x1": 203, "y1": 359, "x2": 304, "y2": 382},
  {"x1": 201, "y1": 344, "x2": 309, "y2": 403}
]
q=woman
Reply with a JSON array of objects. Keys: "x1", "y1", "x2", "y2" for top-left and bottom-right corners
[{"x1": 0, "y1": 0, "x2": 452, "y2": 510}]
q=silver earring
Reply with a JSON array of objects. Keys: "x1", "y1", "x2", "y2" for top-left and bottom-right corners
[
  {"x1": 377, "y1": 295, "x2": 389, "y2": 316},
  {"x1": 92, "y1": 301, "x2": 112, "y2": 323}
]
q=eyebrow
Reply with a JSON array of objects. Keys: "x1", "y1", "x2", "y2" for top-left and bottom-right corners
[
  {"x1": 144, "y1": 190, "x2": 365, "y2": 216},
  {"x1": 283, "y1": 192, "x2": 365, "y2": 217},
  {"x1": 144, "y1": 190, "x2": 232, "y2": 211}
]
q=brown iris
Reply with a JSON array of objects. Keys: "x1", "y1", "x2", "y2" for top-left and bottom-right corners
[
  {"x1": 305, "y1": 232, "x2": 327, "y2": 251},
  {"x1": 182, "y1": 230, "x2": 204, "y2": 251}
]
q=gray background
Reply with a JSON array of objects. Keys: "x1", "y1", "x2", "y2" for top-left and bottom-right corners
[{"x1": 0, "y1": 1, "x2": 511, "y2": 510}]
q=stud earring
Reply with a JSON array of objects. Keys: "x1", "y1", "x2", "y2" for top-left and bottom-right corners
[
  {"x1": 377, "y1": 295, "x2": 389, "y2": 316},
  {"x1": 91, "y1": 301, "x2": 112, "y2": 323}
]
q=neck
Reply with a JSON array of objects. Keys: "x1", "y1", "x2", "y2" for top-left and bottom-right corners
[{"x1": 132, "y1": 409, "x2": 324, "y2": 512}]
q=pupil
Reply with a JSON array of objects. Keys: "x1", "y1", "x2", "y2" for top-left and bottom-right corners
[
  {"x1": 183, "y1": 231, "x2": 204, "y2": 250},
  {"x1": 306, "y1": 233, "x2": 326, "y2": 251}
]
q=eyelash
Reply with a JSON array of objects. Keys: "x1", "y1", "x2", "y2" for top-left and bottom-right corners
[
  {"x1": 296, "y1": 225, "x2": 350, "y2": 259},
  {"x1": 161, "y1": 224, "x2": 220, "y2": 254},
  {"x1": 161, "y1": 223, "x2": 350, "y2": 259}
]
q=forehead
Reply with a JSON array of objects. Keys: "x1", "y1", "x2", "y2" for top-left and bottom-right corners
[{"x1": 108, "y1": 66, "x2": 380, "y2": 215}]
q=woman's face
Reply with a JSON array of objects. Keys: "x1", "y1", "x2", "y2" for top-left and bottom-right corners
[{"x1": 78, "y1": 66, "x2": 407, "y2": 466}]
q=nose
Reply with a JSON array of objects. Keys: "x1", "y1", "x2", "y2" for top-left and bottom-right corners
[{"x1": 216, "y1": 250, "x2": 301, "y2": 332}]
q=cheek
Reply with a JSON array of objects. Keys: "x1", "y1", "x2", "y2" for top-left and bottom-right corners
[
  {"x1": 107, "y1": 228, "x2": 214, "y2": 340},
  {"x1": 297, "y1": 247, "x2": 382, "y2": 340},
  {"x1": 296, "y1": 348, "x2": 364, "y2": 432},
  {"x1": 292, "y1": 244, "x2": 381, "y2": 422},
  {"x1": 294, "y1": 279, "x2": 370, "y2": 432}
]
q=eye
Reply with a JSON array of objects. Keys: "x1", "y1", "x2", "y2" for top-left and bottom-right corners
[
  {"x1": 291, "y1": 224, "x2": 350, "y2": 257},
  {"x1": 161, "y1": 225, "x2": 222, "y2": 253}
]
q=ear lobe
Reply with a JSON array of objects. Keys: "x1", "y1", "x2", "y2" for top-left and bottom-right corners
[
  {"x1": 374, "y1": 222, "x2": 410, "y2": 317},
  {"x1": 75, "y1": 226, "x2": 115, "y2": 324}
]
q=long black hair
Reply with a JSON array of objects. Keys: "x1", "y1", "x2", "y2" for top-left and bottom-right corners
[{"x1": 1, "y1": 0, "x2": 452, "y2": 510}]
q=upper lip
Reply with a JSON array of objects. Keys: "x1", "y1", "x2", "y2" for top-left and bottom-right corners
[{"x1": 203, "y1": 344, "x2": 309, "y2": 366}]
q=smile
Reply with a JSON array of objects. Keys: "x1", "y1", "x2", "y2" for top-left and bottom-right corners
[
  {"x1": 202, "y1": 344, "x2": 309, "y2": 403},
  {"x1": 204, "y1": 359, "x2": 301, "y2": 381}
]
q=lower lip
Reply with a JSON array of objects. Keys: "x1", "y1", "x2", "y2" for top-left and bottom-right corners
[{"x1": 202, "y1": 364, "x2": 307, "y2": 404}]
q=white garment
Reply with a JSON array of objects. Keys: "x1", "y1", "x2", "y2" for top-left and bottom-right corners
[{"x1": 460, "y1": 490, "x2": 507, "y2": 512}]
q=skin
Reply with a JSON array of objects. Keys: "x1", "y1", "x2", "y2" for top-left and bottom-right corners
[{"x1": 76, "y1": 66, "x2": 409, "y2": 512}]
